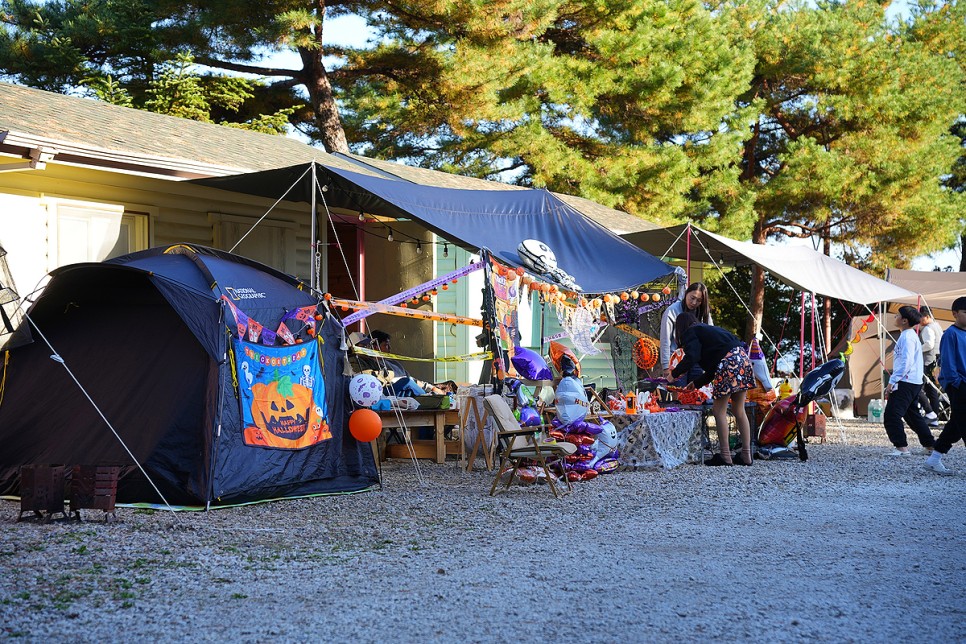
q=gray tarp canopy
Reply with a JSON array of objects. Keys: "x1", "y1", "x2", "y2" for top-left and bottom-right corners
[{"x1": 621, "y1": 224, "x2": 918, "y2": 305}]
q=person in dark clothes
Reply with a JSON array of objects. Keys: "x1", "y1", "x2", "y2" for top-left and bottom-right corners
[
  {"x1": 672, "y1": 313, "x2": 756, "y2": 466},
  {"x1": 924, "y1": 297, "x2": 966, "y2": 475}
]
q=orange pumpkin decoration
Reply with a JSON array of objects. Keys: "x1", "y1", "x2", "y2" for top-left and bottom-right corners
[
  {"x1": 243, "y1": 378, "x2": 330, "y2": 449},
  {"x1": 632, "y1": 335, "x2": 659, "y2": 370}
]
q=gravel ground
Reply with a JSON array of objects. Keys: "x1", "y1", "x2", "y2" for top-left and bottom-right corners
[{"x1": 1, "y1": 417, "x2": 964, "y2": 643}]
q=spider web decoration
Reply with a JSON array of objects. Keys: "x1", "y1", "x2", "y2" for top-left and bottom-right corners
[
  {"x1": 555, "y1": 304, "x2": 601, "y2": 356},
  {"x1": 610, "y1": 328, "x2": 638, "y2": 392}
]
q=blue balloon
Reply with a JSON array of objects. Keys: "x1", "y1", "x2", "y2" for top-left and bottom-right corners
[
  {"x1": 518, "y1": 406, "x2": 541, "y2": 427},
  {"x1": 555, "y1": 376, "x2": 589, "y2": 425},
  {"x1": 510, "y1": 346, "x2": 553, "y2": 381}
]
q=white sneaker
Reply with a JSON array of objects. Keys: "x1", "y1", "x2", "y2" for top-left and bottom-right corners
[
  {"x1": 886, "y1": 448, "x2": 911, "y2": 457},
  {"x1": 925, "y1": 460, "x2": 953, "y2": 475},
  {"x1": 925, "y1": 411, "x2": 938, "y2": 420},
  {"x1": 928, "y1": 420, "x2": 940, "y2": 428}
]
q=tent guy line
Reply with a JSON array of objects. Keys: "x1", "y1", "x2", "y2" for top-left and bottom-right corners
[{"x1": 23, "y1": 310, "x2": 177, "y2": 513}]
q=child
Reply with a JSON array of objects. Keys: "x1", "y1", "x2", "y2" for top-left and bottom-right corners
[
  {"x1": 883, "y1": 306, "x2": 935, "y2": 456},
  {"x1": 924, "y1": 296, "x2": 966, "y2": 474}
]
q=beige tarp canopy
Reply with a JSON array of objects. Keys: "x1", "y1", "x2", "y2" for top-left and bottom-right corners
[
  {"x1": 622, "y1": 224, "x2": 918, "y2": 305},
  {"x1": 885, "y1": 268, "x2": 965, "y2": 319}
]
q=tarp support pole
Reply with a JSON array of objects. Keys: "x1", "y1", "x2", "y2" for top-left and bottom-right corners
[
  {"x1": 685, "y1": 224, "x2": 692, "y2": 284},
  {"x1": 310, "y1": 162, "x2": 318, "y2": 291},
  {"x1": 799, "y1": 292, "x2": 806, "y2": 379}
]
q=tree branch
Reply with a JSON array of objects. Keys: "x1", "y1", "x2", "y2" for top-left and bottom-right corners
[{"x1": 195, "y1": 56, "x2": 303, "y2": 79}]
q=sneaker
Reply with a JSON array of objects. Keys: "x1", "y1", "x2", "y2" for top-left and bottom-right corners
[
  {"x1": 925, "y1": 411, "x2": 938, "y2": 420},
  {"x1": 886, "y1": 448, "x2": 911, "y2": 457},
  {"x1": 928, "y1": 420, "x2": 940, "y2": 428},
  {"x1": 925, "y1": 460, "x2": 953, "y2": 475}
]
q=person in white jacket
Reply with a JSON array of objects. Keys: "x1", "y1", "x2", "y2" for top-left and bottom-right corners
[
  {"x1": 917, "y1": 305, "x2": 944, "y2": 425},
  {"x1": 883, "y1": 306, "x2": 936, "y2": 456},
  {"x1": 660, "y1": 282, "x2": 712, "y2": 382}
]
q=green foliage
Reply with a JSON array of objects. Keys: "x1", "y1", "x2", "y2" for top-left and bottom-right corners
[
  {"x1": 1, "y1": 0, "x2": 962, "y2": 275},
  {"x1": 0, "y1": 0, "x2": 299, "y2": 133},
  {"x1": 340, "y1": 0, "x2": 755, "y2": 225},
  {"x1": 708, "y1": 0, "x2": 965, "y2": 273}
]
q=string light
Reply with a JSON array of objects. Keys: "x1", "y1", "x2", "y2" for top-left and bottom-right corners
[
  {"x1": 443, "y1": 243, "x2": 449, "y2": 258},
  {"x1": 387, "y1": 229, "x2": 393, "y2": 242},
  {"x1": 416, "y1": 241, "x2": 422, "y2": 254},
  {"x1": 358, "y1": 210, "x2": 365, "y2": 221}
]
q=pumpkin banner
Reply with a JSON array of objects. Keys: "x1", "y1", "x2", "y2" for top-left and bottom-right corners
[{"x1": 235, "y1": 339, "x2": 330, "y2": 449}]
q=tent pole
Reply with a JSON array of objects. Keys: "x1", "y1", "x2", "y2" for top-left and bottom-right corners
[
  {"x1": 310, "y1": 163, "x2": 318, "y2": 291},
  {"x1": 685, "y1": 223, "x2": 691, "y2": 283},
  {"x1": 799, "y1": 292, "x2": 806, "y2": 379},
  {"x1": 539, "y1": 298, "x2": 546, "y2": 356}
]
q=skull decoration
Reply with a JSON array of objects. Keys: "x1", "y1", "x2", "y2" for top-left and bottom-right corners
[{"x1": 518, "y1": 239, "x2": 558, "y2": 274}]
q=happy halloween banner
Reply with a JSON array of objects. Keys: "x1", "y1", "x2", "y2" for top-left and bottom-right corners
[{"x1": 234, "y1": 339, "x2": 330, "y2": 449}]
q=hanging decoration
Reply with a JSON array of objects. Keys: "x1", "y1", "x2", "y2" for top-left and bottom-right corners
[
  {"x1": 236, "y1": 340, "x2": 329, "y2": 449},
  {"x1": 632, "y1": 335, "x2": 659, "y2": 370},
  {"x1": 353, "y1": 346, "x2": 493, "y2": 363},
  {"x1": 329, "y1": 298, "x2": 484, "y2": 327},
  {"x1": 341, "y1": 262, "x2": 484, "y2": 325},
  {"x1": 489, "y1": 257, "x2": 521, "y2": 365}
]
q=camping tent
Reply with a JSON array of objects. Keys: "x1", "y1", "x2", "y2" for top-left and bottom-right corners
[
  {"x1": 192, "y1": 162, "x2": 672, "y2": 294},
  {"x1": 0, "y1": 245, "x2": 378, "y2": 506}
]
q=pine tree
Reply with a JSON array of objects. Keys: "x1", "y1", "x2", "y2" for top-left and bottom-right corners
[{"x1": 703, "y1": 0, "x2": 966, "y2": 337}]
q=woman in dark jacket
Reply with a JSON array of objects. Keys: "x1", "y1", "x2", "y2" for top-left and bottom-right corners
[{"x1": 671, "y1": 313, "x2": 756, "y2": 466}]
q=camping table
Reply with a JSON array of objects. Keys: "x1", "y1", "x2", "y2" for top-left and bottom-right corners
[
  {"x1": 377, "y1": 409, "x2": 462, "y2": 464},
  {"x1": 612, "y1": 410, "x2": 704, "y2": 469}
]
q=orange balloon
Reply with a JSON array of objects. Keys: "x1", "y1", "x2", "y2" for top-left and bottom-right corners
[
  {"x1": 662, "y1": 286, "x2": 672, "y2": 295},
  {"x1": 349, "y1": 409, "x2": 382, "y2": 442}
]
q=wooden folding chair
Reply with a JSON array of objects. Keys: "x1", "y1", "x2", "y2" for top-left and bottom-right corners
[{"x1": 483, "y1": 394, "x2": 576, "y2": 498}]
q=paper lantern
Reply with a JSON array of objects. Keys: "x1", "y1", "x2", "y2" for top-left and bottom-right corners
[
  {"x1": 632, "y1": 335, "x2": 659, "y2": 370},
  {"x1": 651, "y1": 293, "x2": 660, "y2": 302},
  {"x1": 349, "y1": 409, "x2": 382, "y2": 442}
]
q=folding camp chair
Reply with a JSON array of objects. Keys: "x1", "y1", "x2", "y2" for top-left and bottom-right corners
[{"x1": 483, "y1": 394, "x2": 576, "y2": 498}]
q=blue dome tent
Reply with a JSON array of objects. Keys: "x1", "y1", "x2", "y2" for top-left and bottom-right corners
[{"x1": 0, "y1": 245, "x2": 378, "y2": 507}]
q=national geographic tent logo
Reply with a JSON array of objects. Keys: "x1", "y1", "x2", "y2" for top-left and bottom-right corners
[{"x1": 225, "y1": 287, "x2": 267, "y2": 300}]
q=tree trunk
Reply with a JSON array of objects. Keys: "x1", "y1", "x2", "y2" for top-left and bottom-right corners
[
  {"x1": 298, "y1": 4, "x2": 349, "y2": 154},
  {"x1": 745, "y1": 221, "x2": 767, "y2": 341},
  {"x1": 960, "y1": 232, "x2": 965, "y2": 272}
]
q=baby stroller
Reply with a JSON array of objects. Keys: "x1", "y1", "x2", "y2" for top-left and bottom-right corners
[{"x1": 918, "y1": 376, "x2": 952, "y2": 425}]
